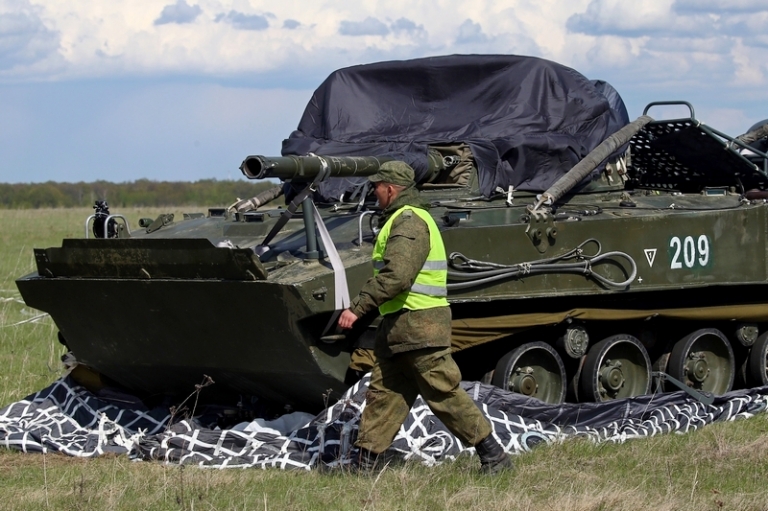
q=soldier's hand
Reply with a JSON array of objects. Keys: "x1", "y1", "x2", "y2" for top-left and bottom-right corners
[{"x1": 338, "y1": 309, "x2": 359, "y2": 329}]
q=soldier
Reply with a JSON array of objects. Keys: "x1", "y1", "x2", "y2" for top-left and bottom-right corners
[{"x1": 337, "y1": 160, "x2": 513, "y2": 474}]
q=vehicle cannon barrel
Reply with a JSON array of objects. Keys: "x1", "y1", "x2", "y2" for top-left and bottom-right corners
[
  {"x1": 240, "y1": 155, "x2": 395, "y2": 181},
  {"x1": 240, "y1": 151, "x2": 453, "y2": 182}
]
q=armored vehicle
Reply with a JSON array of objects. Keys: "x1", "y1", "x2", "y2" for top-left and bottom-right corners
[{"x1": 16, "y1": 55, "x2": 768, "y2": 412}]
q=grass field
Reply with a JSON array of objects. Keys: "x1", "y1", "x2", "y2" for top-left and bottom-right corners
[{"x1": 2, "y1": 208, "x2": 768, "y2": 510}]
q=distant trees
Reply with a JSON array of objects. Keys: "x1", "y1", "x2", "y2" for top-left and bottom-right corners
[{"x1": 0, "y1": 180, "x2": 277, "y2": 209}]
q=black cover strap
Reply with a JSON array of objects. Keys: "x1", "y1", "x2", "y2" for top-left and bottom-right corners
[{"x1": 652, "y1": 371, "x2": 714, "y2": 405}]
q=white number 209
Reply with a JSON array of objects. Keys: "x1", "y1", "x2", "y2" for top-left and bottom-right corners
[{"x1": 670, "y1": 235, "x2": 709, "y2": 269}]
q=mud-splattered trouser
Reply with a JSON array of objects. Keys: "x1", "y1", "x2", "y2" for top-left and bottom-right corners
[{"x1": 355, "y1": 346, "x2": 493, "y2": 454}]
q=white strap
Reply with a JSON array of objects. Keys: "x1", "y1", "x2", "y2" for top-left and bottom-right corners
[{"x1": 314, "y1": 201, "x2": 350, "y2": 336}]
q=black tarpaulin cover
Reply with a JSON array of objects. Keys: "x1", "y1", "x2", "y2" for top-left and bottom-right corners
[{"x1": 282, "y1": 55, "x2": 629, "y2": 200}]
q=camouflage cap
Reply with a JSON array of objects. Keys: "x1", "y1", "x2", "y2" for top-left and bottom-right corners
[{"x1": 368, "y1": 161, "x2": 415, "y2": 187}]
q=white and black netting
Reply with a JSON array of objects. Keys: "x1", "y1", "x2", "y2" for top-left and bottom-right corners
[
  {"x1": 2, "y1": 374, "x2": 768, "y2": 470},
  {"x1": 0, "y1": 376, "x2": 169, "y2": 456}
]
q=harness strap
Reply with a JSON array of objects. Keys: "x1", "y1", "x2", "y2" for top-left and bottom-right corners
[{"x1": 313, "y1": 200, "x2": 351, "y2": 336}]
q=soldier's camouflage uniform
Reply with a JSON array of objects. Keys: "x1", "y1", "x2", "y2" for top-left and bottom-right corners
[{"x1": 350, "y1": 186, "x2": 492, "y2": 454}]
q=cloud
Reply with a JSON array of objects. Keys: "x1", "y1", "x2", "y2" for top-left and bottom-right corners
[
  {"x1": 643, "y1": 36, "x2": 732, "y2": 55},
  {"x1": 673, "y1": 0, "x2": 768, "y2": 14},
  {"x1": 567, "y1": 0, "x2": 768, "y2": 40},
  {"x1": 390, "y1": 18, "x2": 420, "y2": 33},
  {"x1": 566, "y1": 0, "x2": 715, "y2": 38},
  {"x1": 154, "y1": 0, "x2": 202, "y2": 26},
  {"x1": 339, "y1": 17, "x2": 389, "y2": 36},
  {"x1": 215, "y1": 11, "x2": 270, "y2": 31},
  {"x1": 582, "y1": 2, "x2": 701, "y2": 38},
  {"x1": 283, "y1": 19, "x2": 300, "y2": 30},
  {"x1": 455, "y1": 19, "x2": 487, "y2": 44},
  {"x1": 0, "y1": 2, "x2": 60, "y2": 70},
  {"x1": 717, "y1": 12, "x2": 768, "y2": 38}
]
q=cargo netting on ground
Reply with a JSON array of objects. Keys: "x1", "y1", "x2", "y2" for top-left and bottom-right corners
[{"x1": 1, "y1": 374, "x2": 767, "y2": 470}]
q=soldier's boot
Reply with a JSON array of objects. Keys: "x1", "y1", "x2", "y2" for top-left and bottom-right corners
[{"x1": 475, "y1": 435, "x2": 514, "y2": 475}]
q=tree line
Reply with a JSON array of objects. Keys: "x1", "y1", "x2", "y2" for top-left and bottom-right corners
[{"x1": 0, "y1": 180, "x2": 278, "y2": 209}]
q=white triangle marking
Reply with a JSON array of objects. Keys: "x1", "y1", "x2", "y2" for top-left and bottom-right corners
[{"x1": 644, "y1": 248, "x2": 657, "y2": 267}]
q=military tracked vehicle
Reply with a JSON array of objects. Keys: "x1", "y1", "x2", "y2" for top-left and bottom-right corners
[{"x1": 15, "y1": 55, "x2": 768, "y2": 412}]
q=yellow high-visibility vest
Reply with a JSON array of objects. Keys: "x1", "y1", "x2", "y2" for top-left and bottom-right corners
[{"x1": 372, "y1": 206, "x2": 449, "y2": 315}]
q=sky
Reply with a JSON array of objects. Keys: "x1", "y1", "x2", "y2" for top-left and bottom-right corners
[{"x1": 1, "y1": 0, "x2": 766, "y2": 184}]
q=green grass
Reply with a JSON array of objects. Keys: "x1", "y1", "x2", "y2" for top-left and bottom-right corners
[{"x1": 2, "y1": 208, "x2": 768, "y2": 510}]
